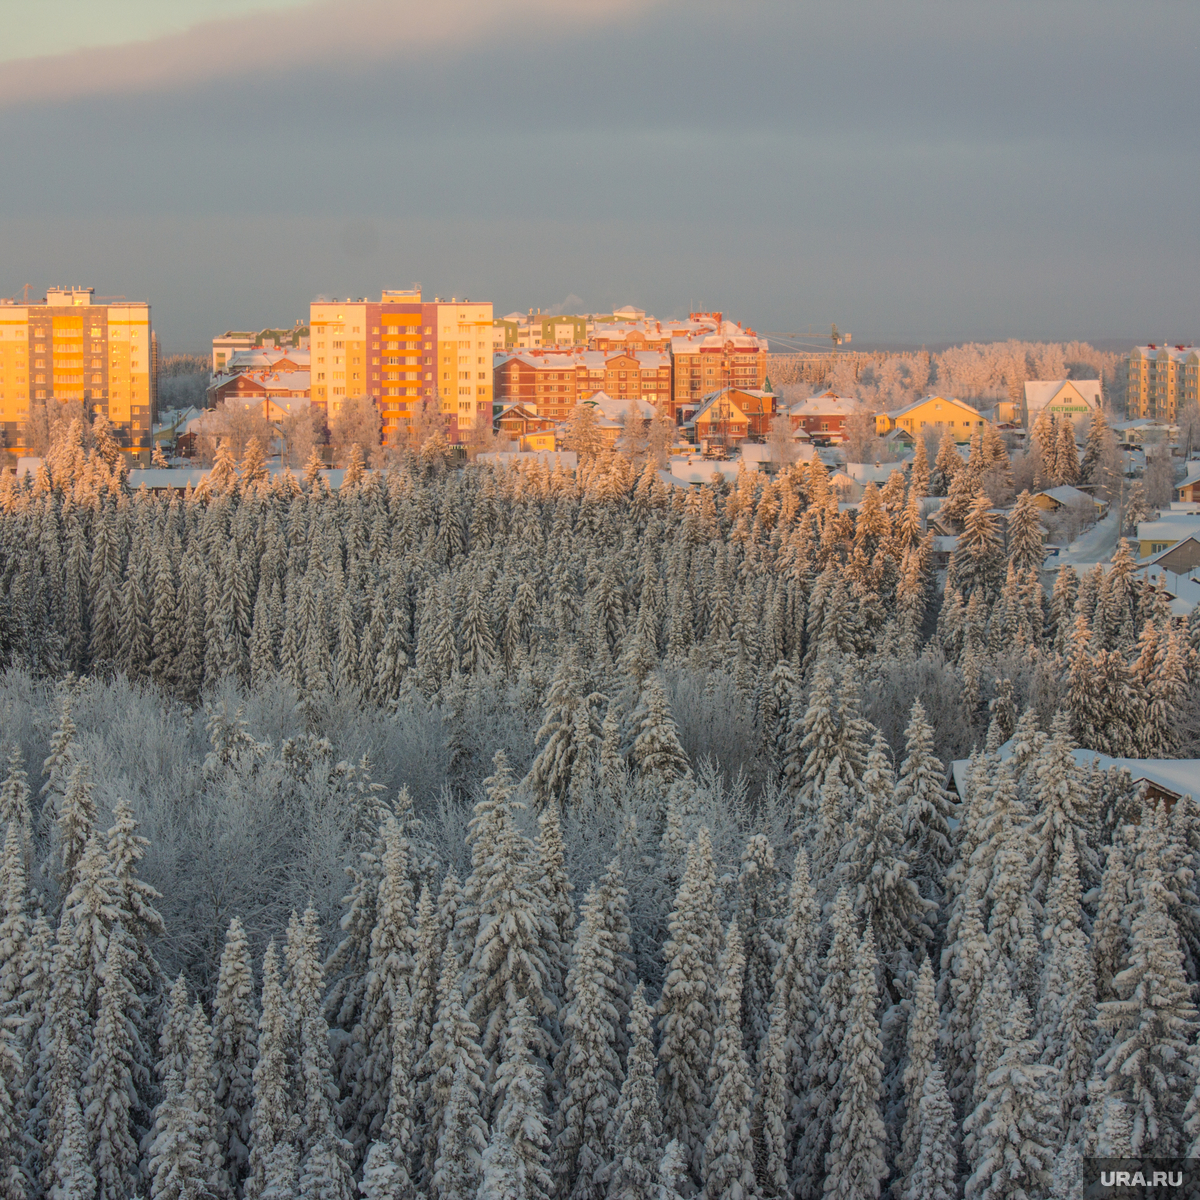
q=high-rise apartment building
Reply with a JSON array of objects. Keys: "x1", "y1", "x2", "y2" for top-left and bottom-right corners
[
  {"x1": 671, "y1": 320, "x2": 769, "y2": 421},
  {"x1": 1127, "y1": 343, "x2": 1200, "y2": 421},
  {"x1": 0, "y1": 287, "x2": 156, "y2": 463},
  {"x1": 309, "y1": 291, "x2": 492, "y2": 444}
]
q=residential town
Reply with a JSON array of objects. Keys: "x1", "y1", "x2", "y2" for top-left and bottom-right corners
[{"x1": 5, "y1": 280, "x2": 1200, "y2": 1200}]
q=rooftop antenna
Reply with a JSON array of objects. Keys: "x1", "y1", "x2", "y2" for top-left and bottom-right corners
[{"x1": 21, "y1": 284, "x2": 31, "y2": 303}]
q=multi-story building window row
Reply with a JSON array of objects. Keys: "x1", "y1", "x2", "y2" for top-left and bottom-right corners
[
  {"x1": 309, "y1": 291, "x2": 493, "y2": 445},
  {"x1": 493, "y1": 349, "x2": 672, "y2": 422},
  {"x1": 1127, "y1": 343, "x2": 1200, "y2": 422},
  {"x1": 671, "y1": 321, "x2": 770, "y2": 418},
  {"x1": 495, "y1": 314, "x2": 768, "y2": 426},
  {"x1": 0, "y1": 287, "x2": 156, "y2": 463}
]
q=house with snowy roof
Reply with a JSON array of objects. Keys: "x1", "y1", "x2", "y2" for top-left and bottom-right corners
[
  {"x1": 786, "y1": 390, "x2": 863, "y2": 443},
  {"x1": 1177, "y1": 464, "x2": 1200, "y2": 503},
  {"x1": 874, "y1": 395, "x2": 986, "y2": 440},
  {"x1": 1031, "y1": 485, "x2": 1106, "y2": 514},
  {"x1": 1136, "y1": 509, "x2": 1200, "y2": 560},
  {"x1": 206, "y1": 369, "x2": 310, "y2": 419},
  {"x1": 1021, "y1": 379, "x2": 1102, "y2": 429}
]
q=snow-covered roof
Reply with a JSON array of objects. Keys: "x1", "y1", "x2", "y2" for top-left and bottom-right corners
[
  {"x1": 951, "y1": 743, "x2": 1200, "y2": 803},
  {"x1": 1023, "y1": 379, "x2": 1101, "y2": 415},
  {"x1": 883, "y1": 394, "x2": 981, "y2": 421},
  {"x1": 223, "y1": 348, "x2": 310, "y2": 372},
  {"x1": 1036, "y1": 485, "x2": 1100, "y2": 507},
  {"x1": 669, "y1": 458, "x2": 742, "y2": 485},
  {"x1": 1178, "y1": 467, "x2": 1200, "y2": 492},
  {"x1": 786, "y1": 391, "x2": 863, "y2": 418},
  {"x1": 590, "y1": 390, "x2": 656, "y2": 421},
  {"x1": 493, "y1": 348, "x2": 669, "y2": 369},
  {"x1": 1137, "y1": 516, "x2": 1200, "y2": 543},
  {"x1": 209, "y1": 370, "x2": 311, "y2": 393},
  {"x1": 127, "y1": 466, "x2": 351, "y2": 490},
  {"x1": 686, "y1": 390, "x2": 750, "y2": 427},
  {"x1": 476, "y1": 450, "x2": 578, "y2": 469},
  {"x1": 1129, "y1": 344, "x2": 1200, "y2": 362},
  {"x1": 845, "y1": 460, "x2": 911, "y2": 485}
]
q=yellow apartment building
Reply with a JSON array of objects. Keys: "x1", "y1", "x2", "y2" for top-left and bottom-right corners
[
  {"x1": 310, "y1": 291, "x2": 492, "y2": 444},
  {"x1": 1127, "y1": 343, "x2": 1199, "y2": 421},
  {"x1": 0, "y1": 287, "x2": 155, "y2": 463}
]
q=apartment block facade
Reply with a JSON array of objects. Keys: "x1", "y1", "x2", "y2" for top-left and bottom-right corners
[
  {"x1": 310, "y1": 291, "x2": 493, "y2": 444},
  {"x1": 493, "y1": 349, "x2": 671, "y2": 422},
  {"x1": 0, "y1": 287, "x2": 156, "y2": 463},
  {"x1": 1127, "y1": 343, "x2": 1200, "y2": 421},
  {"x1": 670, "y1": 321, "x2": 769, "y2": 420}
]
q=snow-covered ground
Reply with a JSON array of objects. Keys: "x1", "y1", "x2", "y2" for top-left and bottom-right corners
[{"x1": 1047, "y1": 508, "x2": 1119, "y2": 572}]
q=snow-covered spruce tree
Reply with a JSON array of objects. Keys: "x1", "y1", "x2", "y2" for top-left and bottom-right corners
[
  {"x1": 213, "y1": 916, "x2": 259, "y2": 1194},
  {"x1": 657, "y1": 830, "x2": 722, "y2": 1181},
  {"x1": 792, "y1": 888, "x2": 857, "y2": 1200},
  {"x1": 83, "y1": 926, "x2": 144, "y2": 1200},
  {"x1": 463, "y1": 751, "x2": 557, "y2": 1085},
  {"x1": 0, "y1": 745, "x2": 33, "y2": 869},
  {"x1": 432, "y1": 1058, "x2": 487, "y2": 1200},
  {"x1": 983, "y1": 790, "x2": 1038, "y2": 998},
  {"x1": 489, "y1": 997, "x2": 553, "y2": 1200},
  {"x1": 604, "y1": 982, "x2": 663, "y2": 1200},
  {"x1": 185, "y1": 1000, "x2": 228, "y2": 1198},
  {"x1": 51, "y1": 1086, "x2": 97, "y2": 1200},
  {"x1": 1096, "y1": 859, "x2": 1198, "y2": 1157},
  {"x1": 700, "y1": 918, "x2": 758, "y2": 1200},
  {"x1": 900, "y1": 1065, "x2": 957, "y2": 1200},
  {"x1": 629, "y1": 672, "x2": 690, "y2": 794},
  {"x1": 755, "y1": 846, "x2": 819, "y2": 1197},
  {"x1": 837, "y1": 730, "x2": 932, "y2": 967},
  {"x1": 526, "y1": 647, "x2": 606, "y2": 811},
  {"x1": 553, "y1": 862, "x2": 633, "y2": 1200},
  {"x1": 940, "y1": 881, "x2": 989, "y2": 1110},
  {"x1": 417, "y1": 950, "x2": 489, "y2": 1191},
  {"x1": 289, "y1": 905, "x2": 353, "y2": 1200},
  {"x1": 51, "y1": 758, "x2": 97, "y2": 899},
  {"x1": 147, "y1": 1055, "x2": 211, "y2": 1200},
  {"x1": 894, "y1": 699, "x2": 952, "y2": 893},
  {"x1": 0, "y1": 821, "x2": 28, "y2": 1014},
  {"x1": 735, "y1": 833, "x2": 780, "y2": 1061},
  {"x1": 535, "y1": 800, "x2": 576, "y2": 1001},
  {"x1": 821, "y1": 923, "x2": 885, "y2": 1200},
  {"x1": 894, "y1": 955, "x2": 938, "y2": 1196},
  {"x1": 349, "y1": 819, "x2": 417, "y2": 1159},
  {"x1": 246, "y1": 942, "x2": 298, "y2": 1200},
  {"x1": 1027, "y1": 716, "x2": 1099, "y2": 907},
  {"x1": 0, "y1": 1010, "x2": 22, "y2": 1200},
  {"x1": 1094, "y1": 829, "x2": 1134, "y2": 1001},
  {"x1": 359, "y1": 987, "x2": 419, "y2": 1200},
  {"x1": 158, "y1": 971, "x2": 192, "y2": 1102},
  {"x1": 1037, "y1": 838, "x2": 1096, "y2": 1134},
  {"x1": 963, "y1": 994, "x2": 1060, "y2": 1200}
]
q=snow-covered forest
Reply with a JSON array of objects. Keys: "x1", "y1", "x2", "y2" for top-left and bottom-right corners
[
  {"x1": 0, "y1": 416, "x2": 1197, "y2": 1200},
  {"x1": 769, "y1": 339, "x2": 1124, "y2": 409}
]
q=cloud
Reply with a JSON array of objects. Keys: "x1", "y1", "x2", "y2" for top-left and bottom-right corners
[{"x1": 0, "y1": 0, "x2": 651, "y2": 108}]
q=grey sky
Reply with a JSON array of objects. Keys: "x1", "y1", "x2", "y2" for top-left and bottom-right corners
[{"x1": 1, "y1": 0, "x2": 1196, "y2": 352}]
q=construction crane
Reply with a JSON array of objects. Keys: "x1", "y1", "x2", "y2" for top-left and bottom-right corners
[{"x1": 761, "y1": 323, "x2": 852, "y2": 352}]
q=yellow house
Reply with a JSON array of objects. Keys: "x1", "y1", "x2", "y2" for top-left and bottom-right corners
[{"x1": 875, "y1": 394, "x2": 986, "y2": 438}]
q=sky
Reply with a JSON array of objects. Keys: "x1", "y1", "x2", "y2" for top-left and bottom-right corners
[{"x1": 1, "y1": 0, "x2": 1197, "y2": 353}]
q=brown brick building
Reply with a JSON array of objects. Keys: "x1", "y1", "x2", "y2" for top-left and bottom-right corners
[
  {"x1": 671, "y1": 321, "x2": 769, "y2": 421},
  {"x1": 493, "y1": 349, "x2": 671, "y2": 422}
]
